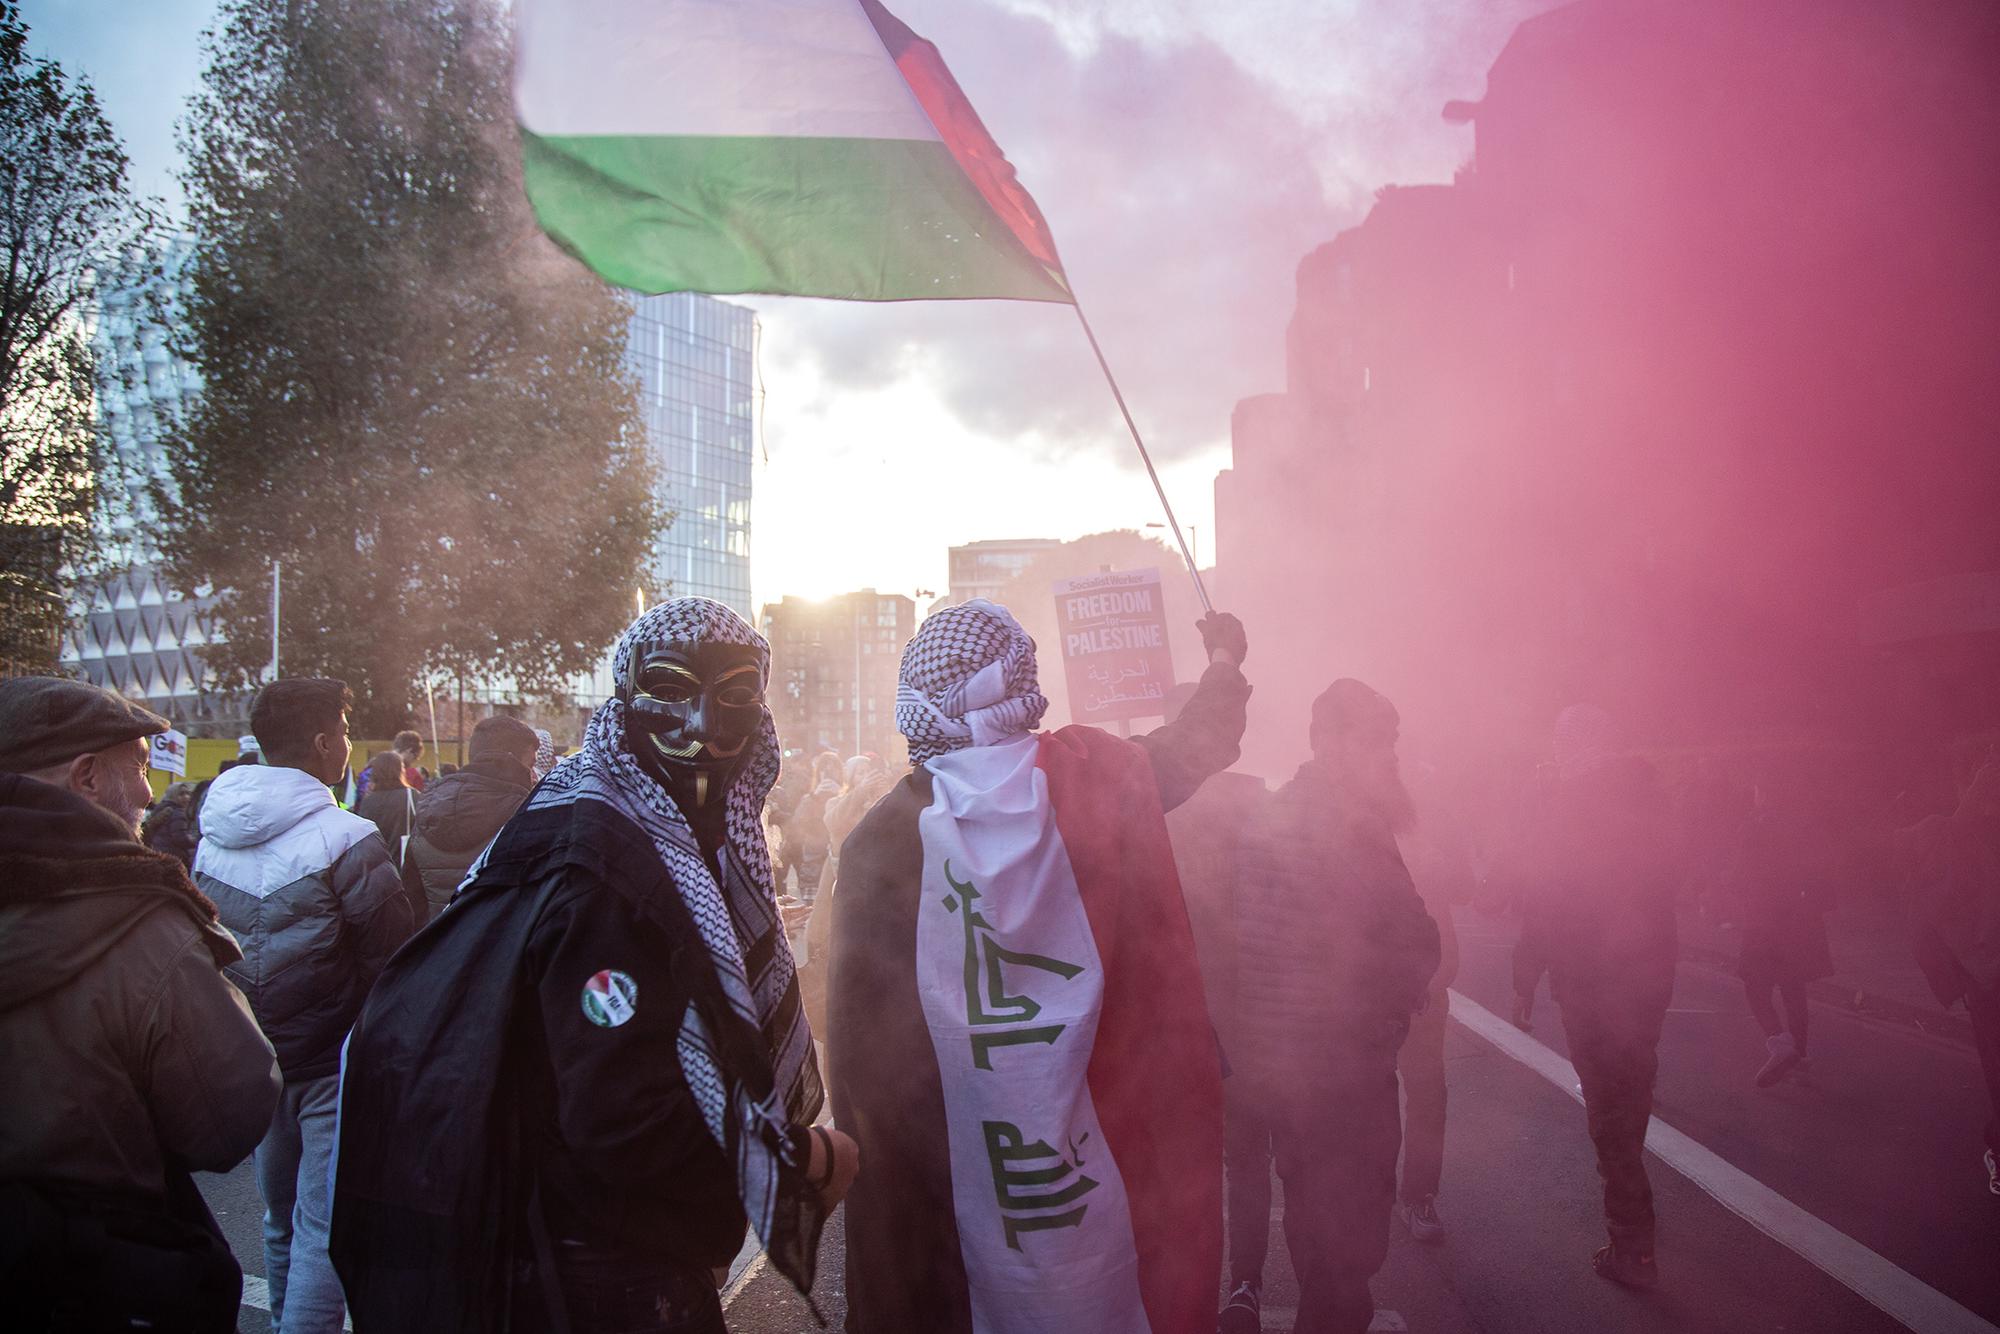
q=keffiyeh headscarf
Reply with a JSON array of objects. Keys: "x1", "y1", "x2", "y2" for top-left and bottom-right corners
[
  {"x1": 896, "y1": 599, "x2": 1048, "y2": 766},
  {"x1": 524, "y1": 597, "x2": 824, "y2": 1293},
  {"x1": 531, "y1": 728, "x2": 554, "y2": 777}
]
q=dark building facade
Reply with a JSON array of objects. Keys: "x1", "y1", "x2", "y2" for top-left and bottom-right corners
[
  {"x1": 760, "y1": 590, "x2": 917, "y2": 763},
  {"x1": 1218, "y1": 0, "x2": 2000, "y2": 803}
]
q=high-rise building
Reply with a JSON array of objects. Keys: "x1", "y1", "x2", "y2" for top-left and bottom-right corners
[
  {"x1": 627, "y1": 292, "x2": 756, "y2": 620},
  {"x1": 760, "y1": 590, "x2": 916, "y2": 762},
  {"x1": 944, "y1": 538, "x2": 1061, "y2": 608},
  {"x1": 61, "y1": 241, "x2": 238, "y2": 727}
]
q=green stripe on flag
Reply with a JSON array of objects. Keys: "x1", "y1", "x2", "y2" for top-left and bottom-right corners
[{"x1": 521, "y1": 132, "x2": 1073, "y2": 302}]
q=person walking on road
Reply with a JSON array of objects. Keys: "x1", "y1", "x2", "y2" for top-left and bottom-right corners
[
  {"x1": 0, "y1": 678, "x2": 280, "y2": 1332},
  {"x1": 1726, "y1": 786, "x2": 1832, "y2": 1087},
  {"x1": 830, "y1": 600, "x2": 1249, "y2": 1334},
  {"x1": 1232, "y1": 679, "x2": 1441, "y2": 1334},
  {"x1": 195, "y1": 678, "x2": 415, "y2": 1334},
  {"x1": 1502, "y1": 703, "x2": 1678, "y2": 1290},
  {"x1": 332, "y1": 599, "x2": 855, "y2": 1333},
  {"x1": 402, "y1": 713, "x2": 541, "y2": 922},
  {"x1": 1397, "y1": 806, "x2": 1474, "y2": 1244},
  {"x1": 1908, "y1": 759, "x2": 2000, "y2": 1196},
  {"x1": 1156, "y1": 680, "x2": 1269, "y2": 1334}
]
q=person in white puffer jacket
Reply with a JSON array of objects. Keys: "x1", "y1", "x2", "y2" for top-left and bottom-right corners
[{"x1": 195, "y1": 678, "x2": 413, "y2": 1334}]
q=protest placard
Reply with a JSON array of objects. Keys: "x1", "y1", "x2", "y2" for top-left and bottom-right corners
[
  {"x1": 1051, "y1": 567, "x2": 1173, "y2": 725},
  {"x1": 149, "y1": 727, "x2": 188, "y2": 777}
]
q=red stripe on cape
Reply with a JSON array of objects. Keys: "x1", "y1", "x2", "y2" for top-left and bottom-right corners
[{"x1": 1039, "y1": 726, "x2": 1226, "y2": 1334}]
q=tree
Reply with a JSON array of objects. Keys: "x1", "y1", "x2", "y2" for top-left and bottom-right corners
[
  {"x1": 0, "y1": 0, "x2": 155, "y2": 674},
  {"x1": 159, "y1": 0, "x2": 661, "y2": 732}
]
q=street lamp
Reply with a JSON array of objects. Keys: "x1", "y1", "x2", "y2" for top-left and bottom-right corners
[{"x1": 1145, "y1": 522, "x2": 1198, "y2": 569}]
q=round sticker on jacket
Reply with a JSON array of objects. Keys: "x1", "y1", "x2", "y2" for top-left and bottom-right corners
[{"x1": 581, "y1": 969, "x2": 638, "y2": 1028}]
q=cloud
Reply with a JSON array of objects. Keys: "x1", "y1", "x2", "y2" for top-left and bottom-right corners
[{"x1": 757, "y1": 0, "x2": 1551, "y2": 469}]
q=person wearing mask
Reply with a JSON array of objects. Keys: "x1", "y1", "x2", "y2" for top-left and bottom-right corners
[
  {"x1": 403, "y1": 714, "x2": 542, "y2": 922},
  {"x1": 830, "y1": 600, "x2": 1249, "y2": 1334},
  {"x1": 1156, "y1": 682, "x2": 1269, "y2": 1334},
  {"x1": 332, "y1": 600, "x2": 854, "y2": 1333},
  {"x1": 196, "y1": 678, "x2": 415, "y2": 1334},
  {"x1": 1500, "y1": 703, "x2": 1678, "y2": 1289},
  {"x1": 144, "y1": 779, "x2": 202, "y2": 869},
  {"x1": 1230, "y1": 680, "x2": 1440, "y2": 1334},
  {"x1": 0, "y1": 678, "x2": 279, "y2": 1331}
]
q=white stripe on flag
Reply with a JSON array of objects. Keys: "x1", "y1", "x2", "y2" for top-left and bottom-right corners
[{"x1": 516, "y1": 0, "x2": 938, "y2": 140}]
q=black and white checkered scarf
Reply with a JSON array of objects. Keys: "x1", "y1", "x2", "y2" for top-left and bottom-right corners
[
  {"x1": 895, "y1": 598, "x2": 1048, "y2": 766},
  {"x1": 525, "y1": 598, "x2": 824, "y2": 1292}
]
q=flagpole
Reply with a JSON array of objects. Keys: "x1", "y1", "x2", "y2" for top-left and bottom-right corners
[{"x1": 1069, "y1": 302, "x2": 1213, "y2": 613}]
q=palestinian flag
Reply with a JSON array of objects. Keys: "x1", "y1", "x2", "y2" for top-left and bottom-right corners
[
  {"x1": 830, "y1": 728, "x2": 1224, "y2": 1334},
  {"x1": 515, "y1": 0, "x2": 1072, "y2": 302}
]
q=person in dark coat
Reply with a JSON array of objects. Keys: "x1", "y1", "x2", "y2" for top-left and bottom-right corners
[
  {"x1": 353, "y1": 750, "x2": 414, "y2": 856},
  {"x1": 0, "y1": 679, "x2": 280, "y2": 1333},
  {"x1": 402, "y1": 714, "x2": 540, "y2": 922},
  {"x1": 143, "y1": 780, "x2": 202, "y2": 869},
  {"x1": 1505, "y1": 703, "x2": 1678, "y2": 1289},
  {"x1": 1229, "y1": 680, "x2": 1441, "y2": 1334},
  {"x1": 1726, "y1": 787, "x2": 1832, "y2": 1086},
  {"x1": 331, "y1": 600, "x2": 855, "y2": 1334},
  {"x1": 1907, "y1": 759, "x2": 2000, "y2": 1196}
]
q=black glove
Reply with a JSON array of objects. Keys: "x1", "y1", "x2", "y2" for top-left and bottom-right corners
[{"x1": 1197, "y1": 611, "x2": 1247, "y2": 667}]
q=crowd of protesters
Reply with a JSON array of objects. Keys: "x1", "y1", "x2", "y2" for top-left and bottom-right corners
[{"x1": 2, "y1": 590, "x2": 1997, "y2": 1334}]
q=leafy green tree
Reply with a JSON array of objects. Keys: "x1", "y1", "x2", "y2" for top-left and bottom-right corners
[
  {"x1": 159, "y1": 0, "x2": 660, "y2": 731},
  {"x1": 0, "y1": 0, "x2": 155, "y2": 673}
]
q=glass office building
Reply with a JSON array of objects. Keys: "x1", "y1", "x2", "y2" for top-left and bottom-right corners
[{"x1": 627, "y1": 292, "x2": 756, "y2": 619}]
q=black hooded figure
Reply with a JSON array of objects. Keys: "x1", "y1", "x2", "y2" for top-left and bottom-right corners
[{"x1": 331, "y1": 599, "x2": 855, "y2": 1333}]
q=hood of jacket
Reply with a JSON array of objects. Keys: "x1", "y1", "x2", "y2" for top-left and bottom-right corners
[
  {"x1": 412, "y1": 756, "x2": 533, "y2": 854},
  {"x1": 199, "y1": 762, "x2": 341, "y2": 850},
  {"x1": 0, "y1": 774, "x2": 233, "y2": 1012}
]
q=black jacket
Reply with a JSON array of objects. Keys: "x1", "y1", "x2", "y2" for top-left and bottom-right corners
[
  {"x1": 1512, "y1": 757, "x2": 1679, "y2": 1008},
  {"x1": 332, "y1": 794, "x2": 812, "y2": 1333},
  {"x1": 403, "y1": 755, "x2": 533, "y2": 915},
  {"x1": 1234, "y1": 762, "x2": 1441, "y2": 1094}
]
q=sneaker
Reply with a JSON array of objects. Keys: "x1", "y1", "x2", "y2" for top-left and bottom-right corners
[
  {"x1": 1399, "y1": 1194, "x2": 1446, "y2": 1243},
  {"x1": 1985, "y1": 1148, "x2": 1999, "y2": 1198},
  {"x1": 1217, "y1": 1279, "x2": 1261, "y2": 1334},
  {"x1": 1755, "y1": 1032, "x2": 1801, "y2": 1088},
  {"x1": 1593, "y1": 1242, "x2": 1658, "y2": 1290}
]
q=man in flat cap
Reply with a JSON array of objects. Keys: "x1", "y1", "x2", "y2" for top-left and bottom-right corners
[{"x1": 0, "y1": 677, "x2": 281, "y2": 1331}]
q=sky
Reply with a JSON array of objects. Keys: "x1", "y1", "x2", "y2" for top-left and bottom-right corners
[{"x1": 22, "y1": 0, "x2": 1551, "y2": 613}]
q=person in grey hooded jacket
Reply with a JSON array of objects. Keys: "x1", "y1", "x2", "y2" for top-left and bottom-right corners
[{"x1": 196, "y1": 678, "x2": 414, "y2": 1334}]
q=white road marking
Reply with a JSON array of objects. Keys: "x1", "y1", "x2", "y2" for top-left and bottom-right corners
[
  {"x1": 1448, "y1": 988, "x2": 2000, "y2": 1334},
  {"x1": 722, "y1": 1248, "x2": 769, "y2": 1308},
  {"x1": 238, "y1": 1276, "x2": 354, "y2": 1330}
]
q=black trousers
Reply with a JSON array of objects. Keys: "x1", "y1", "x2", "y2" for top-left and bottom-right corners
[
  {"x1": 1266, "y1": 1054, "x2": 1403, "y2": 1334},
  {"x1": 514, "y1": 1244, "x2": 726, "y2": 1334},
  {"x1": 1223, "y1": 1097, "x2": 1274, "y2": 1288},
  {"x1": 1968, "y1": 979, "x2": 2000, "y2": 1157},
  {"x1": 1559, "y1": 988, "x2": 1668, "y2": 1254}
]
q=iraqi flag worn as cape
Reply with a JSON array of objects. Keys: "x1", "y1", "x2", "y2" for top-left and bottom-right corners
[
  {"x1": 829, "y1": 726, "x2": 1224, "y2": 1334},
  {"x1": 515, "y1": 0, "x2": 1072, "y2": 302}
]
